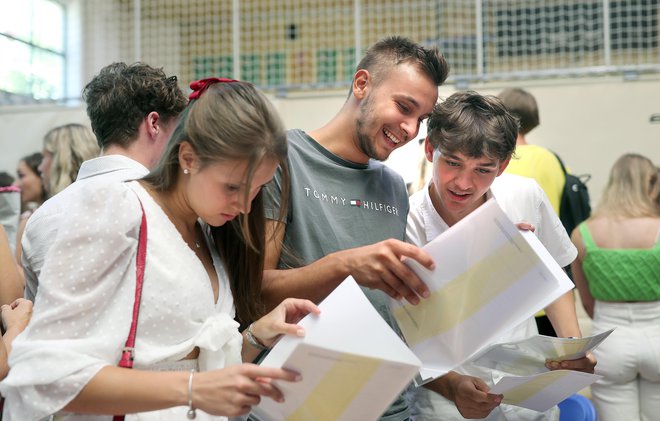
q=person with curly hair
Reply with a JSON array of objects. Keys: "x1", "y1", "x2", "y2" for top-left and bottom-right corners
[{"x1": 21, "y1": 62, "x2": 188, "y2": 302}]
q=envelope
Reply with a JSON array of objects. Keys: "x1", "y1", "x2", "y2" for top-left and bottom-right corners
[{"x1": 252, "y1": 277, "x2": 421, "y2": 421}]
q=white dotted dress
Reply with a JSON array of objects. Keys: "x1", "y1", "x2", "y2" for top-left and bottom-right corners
[{"x1": 1, "y1": 180, "x2": 242, "y2": 421}]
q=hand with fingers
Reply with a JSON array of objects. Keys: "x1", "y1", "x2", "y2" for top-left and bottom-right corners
[
  {"x1": 343, "y1": 238, "x2": 434, "y2": 305},
  {"x1": 1, "y1": 298, "x2": 33, "y2": 335},
  {"x1": 546, "y1": 351, "x2": 597, "y2": 374},
  {"x1": 448, "y1": 373, "x2": 502, "y2": 419},
  {"x1": 515, "y1": 222, "x2": 535, "y2": 232},
  {"x1": 192, "y1": 364, "x2": 302, "y2": 417},
  {"x1": 249, "y1": 298, "x2": 321, "y2": 348}
]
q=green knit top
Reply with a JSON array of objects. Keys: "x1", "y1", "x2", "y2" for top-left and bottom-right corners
[{"x1": 580, "y1": 222, "x2": 660, "y2": 302}]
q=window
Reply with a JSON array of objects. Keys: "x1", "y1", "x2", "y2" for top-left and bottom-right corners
[{"x1": 0, "y1": 0, "x2": 66, "y2": 102}]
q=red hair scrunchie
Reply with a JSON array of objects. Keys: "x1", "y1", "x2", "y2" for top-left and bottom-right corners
[{"x1": 189, "y1": 77, "x2": 238, "y2": 100}]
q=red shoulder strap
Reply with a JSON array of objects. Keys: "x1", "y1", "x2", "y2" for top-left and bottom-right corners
[
  {"x1": 118, "y1": 201, "x2": 148, "y2": 369},
  {"x1": 114, "y1": 200, "x2": 147, "y2": 420}
]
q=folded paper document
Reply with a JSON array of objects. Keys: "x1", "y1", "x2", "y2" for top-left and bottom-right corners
[
  {"x1": 390, "y1": 199, "x2": 575, "y2": 383},
  {"x1": 252, "y1": 278, "x2": 421, "y2": 421},
  {"x1": 471, "y1": 329, "x2": 614, "y2": 375},
  {"x1": 489, "y1": 370, "x2": 602, "y2": 412},
  {"x1": 471, "y1": 331, "x2": 609, "y2": 412}
]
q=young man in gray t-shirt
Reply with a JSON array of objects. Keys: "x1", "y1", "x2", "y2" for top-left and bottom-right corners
[{"x1": 262, "y1": 36, "x2": 450, "y2": 421}]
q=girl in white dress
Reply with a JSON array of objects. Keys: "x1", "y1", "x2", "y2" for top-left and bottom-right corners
[{"x1": 1, "y1": 78, "x2": 318, "y2": 421}]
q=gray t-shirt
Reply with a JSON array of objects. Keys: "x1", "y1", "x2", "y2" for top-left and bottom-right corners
[{"x1": 264, "y1": 129, "x2": 411, "y2": 421}]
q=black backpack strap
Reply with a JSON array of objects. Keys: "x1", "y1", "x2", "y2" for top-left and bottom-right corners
[{"x1": 551, "y1": 151, "x2": 568, "y2": 176}]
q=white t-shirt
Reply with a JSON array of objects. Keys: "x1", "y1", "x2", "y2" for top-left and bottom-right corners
[
  {"x1": 3, "y1": 181, "x2": 240, "y2": 421},
  {"x1": 406, "y1": 173, "x2": 577, "y2": 421}
]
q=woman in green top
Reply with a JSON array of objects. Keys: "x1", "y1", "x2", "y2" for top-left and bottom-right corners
[{"x1": 571, "y1": 153, "x2": 660, "y2": 421}]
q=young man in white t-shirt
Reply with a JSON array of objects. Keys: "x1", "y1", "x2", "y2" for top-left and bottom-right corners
[{"x1": 406, "y1": 91, "x2": 597, "y2": 421}]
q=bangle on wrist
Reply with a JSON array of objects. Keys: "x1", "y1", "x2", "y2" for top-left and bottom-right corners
[
  {"x1": 187, "y1": 369, "x2": 196, "y2": 419},
  {"x1": 245, "y1": 323, "x2": 269, "y2": 351}
]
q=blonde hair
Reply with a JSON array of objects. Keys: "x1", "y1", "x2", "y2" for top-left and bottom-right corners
[
  {"x1": 652, "y1": 167, "x2": 660, "y2": 212},
  {"x1": 594, "y1": 153, "x2": 659, "y2": 218},
  {"x1": 43, "y1": 124, "x2": 100, "y2": 195}
]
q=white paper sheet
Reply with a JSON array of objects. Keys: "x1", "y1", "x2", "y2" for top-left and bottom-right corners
[
  {"x1": 252, "y1": 278, "x2": 421, "y2": 421},
  {"x1": 470, "y1": 329, "x2": 614, "y2": 375},
  {"x1": 489, "y1": 370, "x2": 602, "y2": 412},
  {"x1": 390, "y1": 199, "x2": 575, "y2": 383}
]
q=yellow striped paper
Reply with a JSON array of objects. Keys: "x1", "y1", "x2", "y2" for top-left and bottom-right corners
[
  {"x1": 393, "y1": 235, "x2": 539, "y2": 347},
  {"x1": 287, "y1": 353, "x2": 382, "y2": 421},
  {"x1": 501, "y1": 370, "x2": 571, "y2": 406}
]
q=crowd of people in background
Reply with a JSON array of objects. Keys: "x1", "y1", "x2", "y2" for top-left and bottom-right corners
[{"x1": 0, "y1": 35, "x2": 657, "y2": 421}]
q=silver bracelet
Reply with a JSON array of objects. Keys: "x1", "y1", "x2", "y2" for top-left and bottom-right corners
[
  {"x1": 245, "y1": 323, "x2": 269, "y2": 351},
  {"x1": 187, "y1": 369, "x2": 196, "y2": 420}
]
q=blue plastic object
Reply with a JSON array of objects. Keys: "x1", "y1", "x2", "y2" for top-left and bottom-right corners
[{"x1": 558, "y1": 394, "x2": 597, "y2": 421}]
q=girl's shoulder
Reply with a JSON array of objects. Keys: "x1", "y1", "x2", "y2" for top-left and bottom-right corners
[{"x1": 587, "y1": 216, "x2": 660, "y2": 249}]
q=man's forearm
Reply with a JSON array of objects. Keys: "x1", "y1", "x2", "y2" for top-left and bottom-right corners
[
  {"x1": 423, "y1": 371, "x2": 459, "y2": 401},
  {"x1": 261, "y1": 250, "x2": 352, "y2": 310},
  {"x1": 545, "y1": 290, "x2": 581, "y2": 338}
]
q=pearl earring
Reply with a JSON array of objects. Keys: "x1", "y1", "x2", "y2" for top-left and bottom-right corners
[{"x1": 183, "y1": 168, "x2": 189, "y2": 175}]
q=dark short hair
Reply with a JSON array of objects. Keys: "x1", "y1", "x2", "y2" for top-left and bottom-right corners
[
  {"x1": 427, "y1": 91, "x2": 519, "y2": 161},
  {"x1": 19, "y1": 152, "x2": 46, "y2": 202},
  {"x1": 0, "y1": 172, "x2": 14, "y2": 187},
  {"x1": 21, "y1": 152, "x2": 43, "y2": 177},
  {"x1": 355, "y1": 36, "x2": 450, "y2": 89},
  {"x1": 82, "y1": 62, "x2": 188, "y2": 149},
  {"x1": 498, "y1": 88, "x2": 539, "y2": 135}
]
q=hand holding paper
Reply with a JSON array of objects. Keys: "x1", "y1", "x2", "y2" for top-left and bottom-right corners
[
  {"x1": 489, "y1": 370, "x2": 601, "y2": 413},
  {"x1": 470, "y1": 329, "x2": 613, "y2": 376},
  {"x1": 338, "y1": 238, "x2": 434, "y2": 305},
  {"x1": 390, "y1": 199, "x2": 575, "y2": 382},
  {"x1": 249, "y1": 298, "x2": 321, "y2": 348},
  {"x1": 252, "y1": 278, "x2": 421, "y2": 421},
  {"x1": 438, "y1": 372, "x2": 503, "y2": 419},
  {"x1": 467, "y1": 332, "x2": 611, "y2": 412}
]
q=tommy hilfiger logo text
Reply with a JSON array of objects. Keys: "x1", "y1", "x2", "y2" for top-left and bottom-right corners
[{"x1": 303, "y1": 187, "x2": 399, "y2": 215}]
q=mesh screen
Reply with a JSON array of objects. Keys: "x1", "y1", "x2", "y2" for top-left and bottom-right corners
[{"x1": 2, "y1": 0, "x2": 659, "y2": 104}]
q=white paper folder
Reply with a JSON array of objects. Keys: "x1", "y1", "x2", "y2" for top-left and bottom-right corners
[
  {"x1": 489, "y1": 370, "x2": 602, "y2": 412},
  {"x1": 471, "y1": 329, "x2": 614, "y2": 375},
  {"x1": 390, "y1": 199, "x2": 575, "y2": 383},
  {"x1": 252, "y1": 278, "x2": 421, "y2": 421}
]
